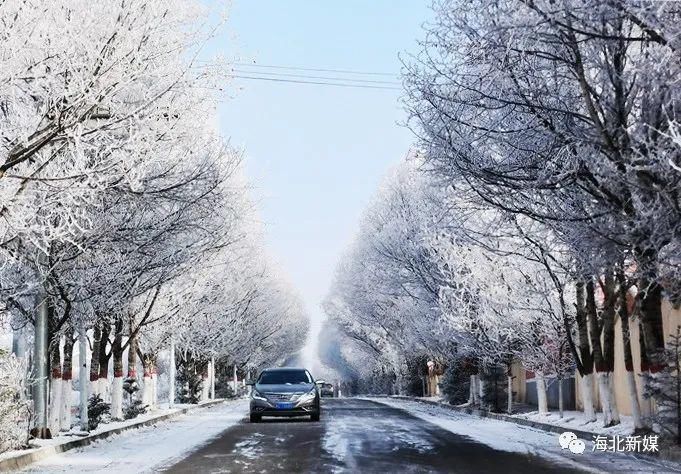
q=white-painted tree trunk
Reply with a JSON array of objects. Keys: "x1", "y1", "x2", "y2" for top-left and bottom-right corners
[
  {"x1": 32, "y1": 293, "x2": 49, "y2": 437},
  {"x1": 468, "y1": 375, "x2": 475, "y2": 405},
  {"x1": 49, "y1": 377, "x2": 62, "y2": 434},
  {"x1": 142, "y1": 375, "x2": 153, "y2": 407},
  {"x1": 596, "y1": 372, "x2": 620, "y2": 426},
  {"x1": 472, "y1": 375, "x2": 480, "y2": 405},
  {"x1": 580, "y1": 372, "x2": 597, "y2": 422},
  {"x1": 201, "y1": 375, "x2": 209, "y2": 402},
  {"x1": 233, "y1": 364, "x2": 238, "y2": 395},
  {"x1": 151, "y1": 372, "x2": 158, "y2": 408},
  {"x1": 78, "y1": 326, "x2": 89, "y2": 431},
  {"x1": 624, "y1": 371, "x2": 644, "y2": 429},
  {"x1": 60, "y1": 377, "x2": 71, "y2": 430},
  {"x1": 210, "y1": 357, "x2": 215, "y2": 399},
  {"x1": 98, "y1": 377, "x2": 110, "y2": 402},
  {"x1": 606, "y1": 372, "x2": 620, "y2": 425},
  {"x1": 169, "y1": 338, "x2": 175, "y2": 407},
  {"x1": 558, "y1": 377, "x2": 564, "y2": 418},
  {"x1": 536, "y1": 372, "x2": 548, "y2": 414},
  {"x1": 596, "y1": 372, "x2": 612, "y2": 425},
  {"x1": 111, "y1": 376, "x2": 123, "y2": 419},
  {"x1": 89, "y1": 379, "x2": 100, "y2": 398},
  {"x1": 477, "y1": 376, "x2": 485, "y2": 408}
]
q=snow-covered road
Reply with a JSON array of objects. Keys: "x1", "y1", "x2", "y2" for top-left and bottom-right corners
[
  {"x1": 165, "y1": 397, "x2": 655, "y2": 473},
  {"x1": 21, "y1": 399, "x2": 248, "y2": 473},
  {"x1": 18, "y1": 398, "x2": 681, "y2": 473}
]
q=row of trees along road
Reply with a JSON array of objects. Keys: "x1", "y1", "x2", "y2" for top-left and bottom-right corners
[
  {"x1": 325, "y1": 0, "x2": 681, "y2": 443},
  {"x1": 0, "y1": 0, "x2": 307, "y2": 448}
]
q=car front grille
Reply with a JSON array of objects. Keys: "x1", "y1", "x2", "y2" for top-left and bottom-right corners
[{"x1": 264, "y1": 392, "x2": 303, "y2": 402}]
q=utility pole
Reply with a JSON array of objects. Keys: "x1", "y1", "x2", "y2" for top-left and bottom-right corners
[
  {"x1": 78, "y1": 320, "x2": 89, "y2": 431},
  {"x1": 32, "y1": 292, "x2": 49, "y2": 438}
]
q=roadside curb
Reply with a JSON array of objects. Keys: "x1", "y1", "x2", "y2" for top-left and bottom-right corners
[
  {"x1": 389, "y1": 396, "x2": 677, "y2": 464},
  {"x1": 0, "y1": 399, "x2": 228, "y2": 472}
]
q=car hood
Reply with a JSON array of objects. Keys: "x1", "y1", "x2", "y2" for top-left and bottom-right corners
[{"x1": 255, "y1": 383, "x2": 314, "y2": 393}]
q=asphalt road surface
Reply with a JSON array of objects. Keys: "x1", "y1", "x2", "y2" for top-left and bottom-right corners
[{"x1": 164, "y1": 398, "x2": 582, "y2": 473}]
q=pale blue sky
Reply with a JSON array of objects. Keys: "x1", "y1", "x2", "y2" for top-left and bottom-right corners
[{"x1": 212, "y1": 1, "x2": 432, "y2": 333}]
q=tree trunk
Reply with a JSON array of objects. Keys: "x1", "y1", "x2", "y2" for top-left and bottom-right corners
[
  {"x1": 127, "y1": 329, "x2": 137, "y2": 379},
  {"x1": 32, "y1": 293, "x2": 50, "y2": 438},
  {"x1": 635, "y1": 249, "x2": 665, "y2": 371},
  {"x1": 48, "y1": 336, "x2": 62, "y2": 435},
  {"x1": 536, "y1": 372, "x2": 548, "y2": 415},
  {"x1": 210, "y1": 356, "x2": 216, "y2": 400},
  {"x1": 600, "y1": 272, "x2": 620, "y2": 426},
  {"x1": 201, "y1": 361, "x2": 210, "y2": 402},
  {"x1": 587, "y1": 278, "x2": 613, "y2": 425},
  {"x1": 61, "y1": 328, "x2": 74, "y2": 431},
  {"x1": 111, "y1": 319, "x2": 124, "y2": 420},
  {"x1": 98, "y1": 324, "x2": 111, "y2": 402},
  {"x1": 151, "y1": 357, "x2": 158, "y2": 408},
  {"x1": 233, "y1": 364, "x2": 238, "y2": 395},
  {"x1": 558, "y1": 377, "x2": 564, "y2": 418},
  {"x1": 638, "y1": 320, "x2": 654, "y2": 420},
  {"x1": 141, "y1": 352, "x2": 154, "y2": 407},
  {"x1": 581, "y1": 372, "x2": 597, "y2": 423},
  {"x1": 478, "y1": 374, "x2": 486, "y2": 409},
  {"x1": 617, "y1": 271, "x2": 645, "y2": 430},
  {"x1": 89, "y1": 324, "x2": 101, "y2": 396},
  {"x1": 169, "y1": 338, "x2": 176, "y2": 407},
  {"x1": 78, "y1": 322, "x2": 89, "y2": 431},
  {"x1": 576, "y1": 281, "x2": 597, "y2": 421},
  {"x1": 507, "y1": 375, "x2": 513, "y2": 414}
]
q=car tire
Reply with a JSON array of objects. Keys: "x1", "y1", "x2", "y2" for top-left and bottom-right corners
[
  {"x1": 311, "y1": 412, "x2": 320, "y2": 422},
  {"x1": 250, "y1": 414, "x2": 261, "y2": 423}
]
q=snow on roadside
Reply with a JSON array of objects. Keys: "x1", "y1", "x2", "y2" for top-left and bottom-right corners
[
  {"x1": 368, "y1": 397, "x2": 681, "y2": 474},
  {"x1": 21, "y1": 399, "x2": 248, "y2": 473},
  {"x1": 0, "y1": 400, "x2": 223, "y2": 464},
  {"x1": 512, "y1": 410, "x2": 635, "y2": 437}
]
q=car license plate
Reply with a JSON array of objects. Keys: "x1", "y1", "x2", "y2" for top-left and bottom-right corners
[{"x1": 276, "y1": 402, "x2": 294, "y2": 409}]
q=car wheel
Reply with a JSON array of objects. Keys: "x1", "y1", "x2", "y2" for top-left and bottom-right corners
[
  {"x1": 250, "y1": 414, "x2": 261, "y2": 423},
  {"x1": 311, "y1": 412, "x2": 320, "y2": 422}
]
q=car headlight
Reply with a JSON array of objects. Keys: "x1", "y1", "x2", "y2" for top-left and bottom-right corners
[
  {"x1": 251, "y1": 389, "x2": 267, "y2": 401},
  {"x1": 299, "y1": 389, "x2": 316, "y2": 402}
]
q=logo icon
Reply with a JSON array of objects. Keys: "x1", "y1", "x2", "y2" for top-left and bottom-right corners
[{"x1": 559, "y1": 431, "x2": 585, "y2": 454}]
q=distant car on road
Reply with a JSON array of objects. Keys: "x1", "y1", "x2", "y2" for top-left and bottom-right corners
[
  {"x1": 315, "y1": 380, "x2": 334, "y2": 397},
  {"x1": 248, "y1": 367, "x2": 320, "y2": 422}
]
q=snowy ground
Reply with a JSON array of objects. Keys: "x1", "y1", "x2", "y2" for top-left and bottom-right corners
[
  {"x1": 20, "y1": 399, "x2": 248, "y2": 473},
  {"x1": 369, "y1": 397, "x2": 681, "y2": 473},
  {"x1": 512, "y1": 409, "x2": 635, "y2": 437}
]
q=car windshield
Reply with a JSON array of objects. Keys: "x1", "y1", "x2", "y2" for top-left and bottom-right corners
[{"x1": 258, "y1": 370, "x2": 312, "y2": 385}]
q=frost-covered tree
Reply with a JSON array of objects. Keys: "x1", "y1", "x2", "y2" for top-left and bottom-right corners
[
  {"x1": 405, "y1": 0, "x2": 681, "y2": 377},
  {"x1": 0, "y1": 351, "x2": 31, "y2": 453}
]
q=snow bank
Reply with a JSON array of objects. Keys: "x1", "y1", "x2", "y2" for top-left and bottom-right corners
[
  {"x1": 20, "y1": 399, "x2": 248, "y2": 473},
  {"x1": 511, "y1": 410, "x2": 635, "y2": 437}
]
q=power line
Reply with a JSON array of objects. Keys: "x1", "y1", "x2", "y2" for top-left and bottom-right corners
[
  {"x1": 234, "y1": 62, "x2": 398, "y2": 77},
  {"x1": 231, "y1": 74, "x2": 402, "y2": 90},
  {"x1": 232, "y1": 69, "x2": 401, "y2": 85}
]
